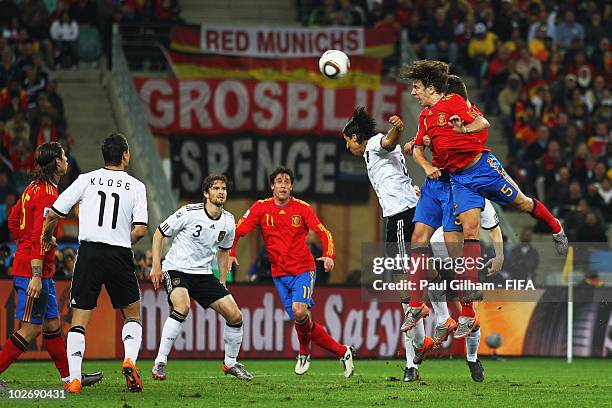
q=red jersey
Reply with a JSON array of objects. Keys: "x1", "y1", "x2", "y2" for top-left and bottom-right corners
[
  {"x1": 8, "y1": 180, "x2": 59, "y2": 278},
  {"x1": 230, "y1": 197, "x2": 335, "y2": 278},
  {"x1": 415, "y1": 93, "x2": 490, "y2": 173}
]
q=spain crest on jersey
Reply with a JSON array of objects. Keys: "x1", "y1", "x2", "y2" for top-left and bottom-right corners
[
  {"x1": 292, "y1": 215, "x2": 302, "y2": 227},
  {"x1": 218, "y1": 231, "x2": 226, "y2": 242},
  {"x1": 438, "y1": 112, "x2": 446, "y2": 125}
]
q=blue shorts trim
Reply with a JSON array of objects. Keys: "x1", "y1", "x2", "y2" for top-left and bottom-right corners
[
  {"x1": 413, "y1": 175, "x2": 462, "y2": 233},
  {"x1": 14, "y1": 277, "x2": 58, "y2": 325},
  {"x1": 450, "y1": 152, "x2": 520, "y2": 215},
  {"x1": 273, "y1": 271, "x2": 316, "y2": 320}
]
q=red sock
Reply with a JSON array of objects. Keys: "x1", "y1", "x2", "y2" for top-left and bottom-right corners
[
  {"x1": 0, "y1": 333, "x2": 28, "y2": 373},
  {"x1": 408, "y1": 247, "x2": 428, "y2": 307},
  {"x1": 44, "y1": 328, "x2": 69, "y2": 378},
  {"x1": 310, "y1": 322, "x2": 346, "y2": 358},
  {"x1": 294, "y1": 316, "x2": 312, "y2": 356},
  {"x1": 461, "y1": 302, "x2": 475, "y2": 318},
  {"x1": 531, "y1": 199, "x2": 561, "y2": 234},
  {"x1": 462, "y1": 239, "x2": 481, "y2": 285}
]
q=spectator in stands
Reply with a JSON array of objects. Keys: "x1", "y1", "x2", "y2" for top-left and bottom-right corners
[
  {"x1": 0, "y1": 49, "x2": 17, "y2": 89},
  {"x1": 467, "y1": 23, "x2": 497, "y2": 86},
  {"x1": 5, "y1": 110, "x2": 30, "y2": 150},
  {"x1": 0, "y1": 119, "x2": 10, "y2": 155},
  {"x1": 21, "y1": 63, "x2": 47, "y2": 106},
  {"x1": 337, "y1": 0, "x2": 365, "y2": 26},
  {"x1": 50, "y1": 10, "x2": 79, "y2": 69},
  {"x1": 44, "y1": 78, "x2": 64, "y2": 119},
  {"x1": 506, "y1": 227, "x2": 539, "y2": 283},
  {"x1": 423, "y1": 8, "x2": 458, "y2": 67},
  {"x1": 308, "y1": 0, "x2": 338, "y2": 27},
  {"x1": 556, "y1": 9, "x2": 585, "y2": 50}
]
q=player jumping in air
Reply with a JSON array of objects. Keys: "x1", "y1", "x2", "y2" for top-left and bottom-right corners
[
  {"x1": 341, "y1": 108, "x2": 428, "y2": 382},
  {"x1": 0, "y1": 142, "x2": 102, "y2": 390},
  {"x1": 229, "y1": 167, "x2": 355, "y2": 377},
  {"x1": 401, "y1": 60, "x2": 567, "y2": 340},
  {"x1": 150, "y1": 174, "x2": 252, "y2": 381},
  {"x1": 42, "y1": 134, "x2": 149, "y2": 393}
]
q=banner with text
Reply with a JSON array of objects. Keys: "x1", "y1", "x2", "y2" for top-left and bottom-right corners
[
  {"x1": 133, "y1": 77, "x2": 404, "y2": 136},
  {"x1": 169, "y1": 134, "x2": 369, "y2": 202},
  {"x1": 171, "y1": 24, "x2": 398, "y2": 59},
  {"x1": 1, "y1": 281, "x2": 610, "y2": 359}
]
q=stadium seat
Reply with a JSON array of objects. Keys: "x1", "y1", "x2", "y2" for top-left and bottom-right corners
[{"x1": 77, "y1": 26, "x2": 102, "y2": 62}]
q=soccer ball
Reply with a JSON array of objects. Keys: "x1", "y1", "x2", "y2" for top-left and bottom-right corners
[{"x1": 319, "y1": 50, "x2": 350, "y2": 79}]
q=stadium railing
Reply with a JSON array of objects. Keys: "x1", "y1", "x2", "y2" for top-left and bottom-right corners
[{"x1": 108, "y1": 24, "x2": 177, "y2": 246}]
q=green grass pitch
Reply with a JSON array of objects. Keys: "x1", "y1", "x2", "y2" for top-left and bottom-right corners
[{"x1": 1, "y1": 358, "x2": 611, "y2": 407}]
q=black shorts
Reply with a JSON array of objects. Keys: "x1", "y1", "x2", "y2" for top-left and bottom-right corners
[
  {"x1": 163, "y1": 270, "x2": 229, "y2": 309},
  {"x1": 71, "y1": 241, "x2": 140, "y2": 310},
  {"x1": 385, "y1": 207, "x2": 416, "y2": 274}
]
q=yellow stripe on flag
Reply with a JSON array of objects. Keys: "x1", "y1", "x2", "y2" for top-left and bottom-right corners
[
  {"x1": 561, "y1": 245, "x2": 574, "y2": 284},
  {"x1": 173, "y1": 65, "x2": 382, "y2": 89}
]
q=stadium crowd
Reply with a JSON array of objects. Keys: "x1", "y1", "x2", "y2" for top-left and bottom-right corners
[{"x1": 301, "y1": 0, "x2": 610, "y2": 233}]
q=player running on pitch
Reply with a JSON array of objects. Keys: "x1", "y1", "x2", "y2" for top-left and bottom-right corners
[
  {"x1": 230, "y1": 167, "x2": 355, "y2": 378},
  {"x1": 150, "y1": 174, "x2": 252, "y2": 381},
  {"x1": 0, "y1": 142, "x2": 102, "y2": 389}
]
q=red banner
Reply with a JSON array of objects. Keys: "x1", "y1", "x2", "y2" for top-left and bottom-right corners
[
  {"x1": 171, "y1": 24, "x2": 398, "y2": 59},
  {"x1": 133, "y1": 77, "x2": 405, "y2": 136}
]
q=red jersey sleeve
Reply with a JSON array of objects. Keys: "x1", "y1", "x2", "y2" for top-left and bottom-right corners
[
  {"x1": 7, "y1": 201, "x2": 21, "y2": 241},
  {"x1": 29, "y1": 185, "x2": 57, "y2": 261},
  {"x1": 303, "y1": 205, "x2": 336, "y2": 260},
  {"x1": 446, "y1": 93, "x2": 482, "y2": 125},
  {"x1": 229, "y1": 201, "x2": 264, "y2": 256}
]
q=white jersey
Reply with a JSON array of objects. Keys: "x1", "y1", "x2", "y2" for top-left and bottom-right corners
[
  {"x1": 364, "y1": 133, "x2": 419, "y2": 217},
  {"x1": 52, "y1": 168, "x2": 147, "y2": 248},
  {"x1": 159, "y1": 203, "x2": 235, "y2": 275},
  {"x1": 430, "y1": 199, "x2": 499, "y2": 257}
]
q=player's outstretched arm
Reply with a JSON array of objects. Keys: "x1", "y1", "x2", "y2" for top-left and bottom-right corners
[
  {"x1": 381, "y1": 115, "x2": 404, "y2": 150},
  {"x1": 217, "y1": 248, "x2": 230, "y2": 287},
  {"x1": 42, "y1": 209, "x2": 62, "y2": 252},
  {"x1": 150, "y1": 228, "x2": 166, "y2": 290},
  {"x1": 485, "y1": 225, "x2": 505, "y2": 276}
]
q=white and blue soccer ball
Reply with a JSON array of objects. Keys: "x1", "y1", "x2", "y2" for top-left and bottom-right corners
[{"x1": 319, "y1": 50, "x2": 350, "y2": 79}]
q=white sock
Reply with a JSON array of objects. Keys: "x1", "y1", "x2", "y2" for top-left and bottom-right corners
[
  {"x1": 411, "y1": 319, "x2": 425, "y2": 349},
  {"x1": 66, "y1": 327, "x2": 85, "y2": 382},
  {"x1": 404, "y1": 332, "x2": 416, "y2": 368},
  {"x1": 466, "y1": 328, "x2": 480, "y2": 362},
  {"x1": 122, "y1": 320, "x2": 142, "y2": 363},
  {"x1": 427, "y1": 275, "x2": 450, "y2": 325},
  {"x1": 155, "y1": 311, "x2": 187, "y2": 364},
  {"x1": 223, "y1": 322, "x2": 243, "y2": 368}
]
